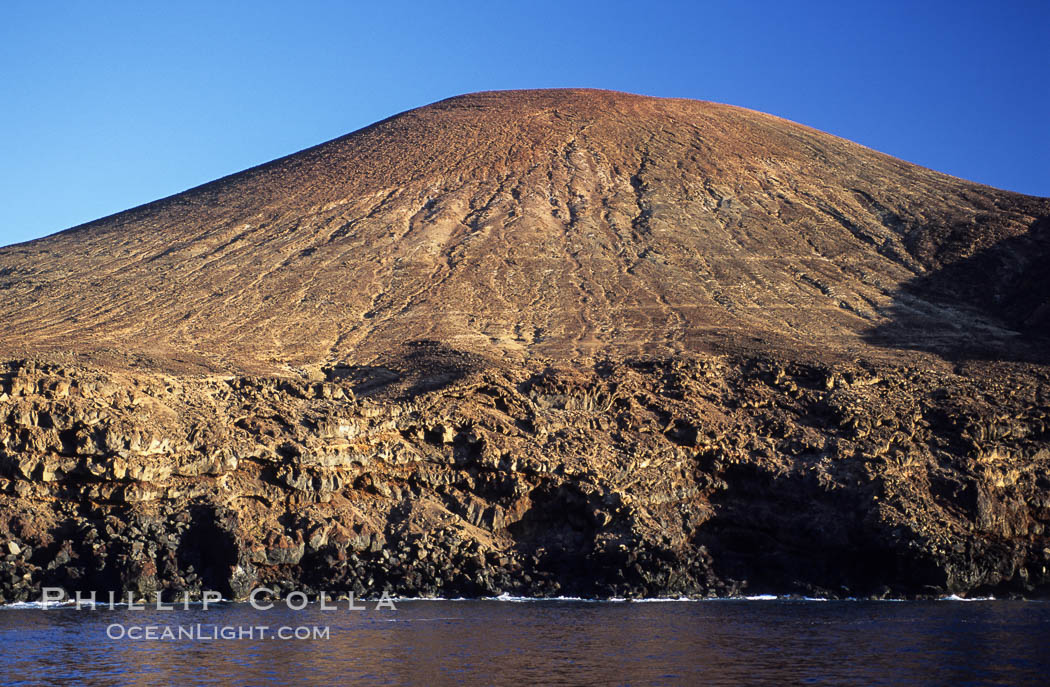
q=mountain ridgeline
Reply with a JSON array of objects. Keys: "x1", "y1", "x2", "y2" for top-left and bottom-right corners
[{"x1": 0, "y1": 89, "x2": 1048, "y2": 602}]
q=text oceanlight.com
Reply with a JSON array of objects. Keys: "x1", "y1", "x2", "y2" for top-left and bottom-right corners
[
  {"x1": 107, "y1": 624, "x2": 331, "y2": 641},
  {"x1": 39, "y1": 587, "x2": 398, "y2": 641}
]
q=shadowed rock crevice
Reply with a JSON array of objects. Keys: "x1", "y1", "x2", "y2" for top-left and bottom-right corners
[{"x1": 865, "y1": 215, "x2": 1050, "y2": 363}]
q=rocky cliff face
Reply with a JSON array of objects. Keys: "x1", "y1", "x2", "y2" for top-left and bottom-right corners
[{"x1": 1, "y1": 89, "x2": 1048, "y2": 601}]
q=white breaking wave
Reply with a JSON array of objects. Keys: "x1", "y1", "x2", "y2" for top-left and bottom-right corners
[
  {"x1": 4, "y1": 593, "x2": 1025, "y2": 609},
  {"x1": 0, "y1": 601, "x2": 53, "y2": 610}
]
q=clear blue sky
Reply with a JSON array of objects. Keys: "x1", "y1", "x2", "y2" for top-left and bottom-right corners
[{"x1": 2, "y1": 1, "x2": 1047, "y2": 247}]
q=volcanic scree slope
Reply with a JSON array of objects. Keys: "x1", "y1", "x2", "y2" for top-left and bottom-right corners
[{"x1": 0, "y1": 89, "x2": 1047, "y2": 601}]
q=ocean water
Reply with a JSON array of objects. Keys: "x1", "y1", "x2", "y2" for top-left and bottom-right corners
[{"x1": 1, "y1": 598, "x2": 1048, "y2": 686}]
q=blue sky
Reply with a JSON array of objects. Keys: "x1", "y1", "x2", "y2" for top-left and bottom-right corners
[{"x1": 2, "y1": 1, "x2": 1047, "y2": 247}]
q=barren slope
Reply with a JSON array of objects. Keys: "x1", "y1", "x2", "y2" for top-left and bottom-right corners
[
  {"x1": 2, "y1": 89, "x2": 1046, "y2": 373},
  {"x1": 1, "y1": 90, "x2": 1048, "y2": 603}
]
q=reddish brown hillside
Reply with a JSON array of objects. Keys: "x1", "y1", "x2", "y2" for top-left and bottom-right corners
[
  {"x1": 2, "y1": 89, "x2": 1045, "y2": 373},
  {"x1": 0, "y1": 90, "x2": 1048, "y2": 603}
]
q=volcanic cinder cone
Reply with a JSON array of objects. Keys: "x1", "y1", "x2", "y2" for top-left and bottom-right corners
[{"x1": 0, "y1": 90, "x2": 1047, "y2": 602}]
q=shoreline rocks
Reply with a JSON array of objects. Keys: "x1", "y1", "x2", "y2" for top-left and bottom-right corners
[{"x1": 0, "y1": 352, "x2": 1047, "y2": 604}]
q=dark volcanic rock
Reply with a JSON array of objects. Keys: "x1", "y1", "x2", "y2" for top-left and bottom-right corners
[{"x1": 0, "y1": 89, "x2": 1047, "y2": 601}]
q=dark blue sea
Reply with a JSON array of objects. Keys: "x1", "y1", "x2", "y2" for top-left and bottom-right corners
[{"x1": 1, "y1": 597, "x2": 1047, "y2": 685}]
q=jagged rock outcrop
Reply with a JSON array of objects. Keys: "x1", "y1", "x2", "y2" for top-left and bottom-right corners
[{"x1": 0, "y1": 89, "x2": 1048, "y2": 600}]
